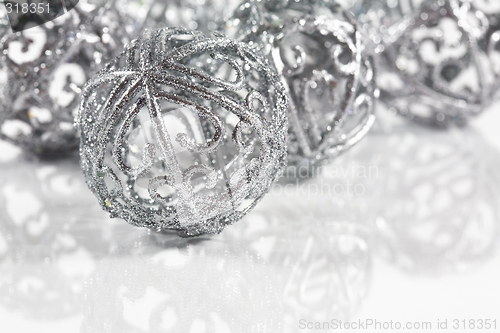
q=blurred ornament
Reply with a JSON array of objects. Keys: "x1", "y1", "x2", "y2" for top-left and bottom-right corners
[
  {"x1": 354, "y1": 0, "x2": 500, "y2": 126},
  {"x1": 77, "y1": 28, "x2": 288, "y2": 237},
  {"x1": 114, "y1": 0, "x2": 239, "y2": 34},
  {"x1": 226, "y1": 0, "x2": 377, "y2": 167},
  {"x1": 81, "y1": 236, "x2": 282, "y2": 333},
  {"x1": 0, "y1": 1, "x2": 133, "y2": 156},
  {"x1": 0, "y1": 156, "x2": 119, "y2": 320}
]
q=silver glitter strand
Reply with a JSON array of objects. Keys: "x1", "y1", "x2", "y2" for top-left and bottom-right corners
[{"x1": 77, "y1": 27, "x2": 288, "y2": 237}]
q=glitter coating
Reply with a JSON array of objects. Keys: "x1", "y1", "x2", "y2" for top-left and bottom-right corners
[{"x1": 77, "y1": 28, "x2": 288, "y2": 236}]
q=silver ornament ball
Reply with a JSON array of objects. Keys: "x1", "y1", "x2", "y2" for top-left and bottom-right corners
[{"x1": 77, "y1": 27, "x2": 288, "y2": 236}]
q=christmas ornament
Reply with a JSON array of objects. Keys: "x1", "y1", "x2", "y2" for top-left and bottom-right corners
[
  {"x1": 77, "y1": 27, "x2": 288, "y2": 237},
  {"x1": 0, "y1": 1, "x2": 132, "y2": 156},
  {"x1": 354, "y1": 0, "x2": 500, "y2": 126},
  {"x1": 226, "y1": 0, "x2": 377, "y2": 167},
  {"x1": 349, "y1": 122, "x2": 500, "y2": 274}
]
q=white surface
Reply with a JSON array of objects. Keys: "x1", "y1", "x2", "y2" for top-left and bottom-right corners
[{"x1": 0, "y1": 104, "x2": 499, "y2": 332}]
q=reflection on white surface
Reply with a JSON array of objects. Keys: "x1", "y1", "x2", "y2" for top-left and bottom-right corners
[
  {"x1": 80, "y1": 216, "x2": 370, "y2": 333},
  {"x1": 0, "y1": 117, "x2": 499, "y2": 332},
  {"x1": 0, "y1": 152, "x2": 119, "y2": 321}
]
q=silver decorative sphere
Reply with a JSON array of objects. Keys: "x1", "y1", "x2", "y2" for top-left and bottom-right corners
[
  {"x1": 354, "y1": 0, "x2": 500, "y2": 126},
  {"x1": 115, "y1": 0, "x2": 239, "y2": 34},
  {"x1": 77, "y1": 28, "x2": 288, "y2": 237},
  {"x1": 349, "y1": 122, "x2": 500, "y2": 274},
  {"x1": 226, "y1": 0, "x2": 377, "y2": 167},
  {"x1": 0, "y1": 157, "x2": 114, "y2": 319},
  {"x1": 0, "y1": 1, "x2": 132, "y2": 156}
]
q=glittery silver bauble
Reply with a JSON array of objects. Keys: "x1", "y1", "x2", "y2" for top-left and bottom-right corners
[
  {"x1": 0, "y1": 1, "x2": 132, "y2": 156},
  {"x1": 226, "y1": 0, "x2": 377, "y2": 167},
  {"x1": 0, "y1": 156, "x2": 115, "y2": 319},
  {"x1": 77, "y1": 28, "x2": 288, "y2": 237},
  {"x1": 354, "y1": 0, "x2": 500, "y2": 126}
]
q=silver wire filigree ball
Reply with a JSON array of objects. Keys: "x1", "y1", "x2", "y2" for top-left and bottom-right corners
[
  {"x1": 351, "y1": 123, "x2": 500, "y2": 274},
  {"x1": 354, "y1": 0, "x2": 500, "y2": 127},
  {"x1": 226, "y1": 0, "x2": 377, "y2": 167},
  {"x1": 77, "y1": 28, "x2": 288, "y2": 237},
  {"x1": 0, "y1": 2, "x2": 132, "y2": 156}
]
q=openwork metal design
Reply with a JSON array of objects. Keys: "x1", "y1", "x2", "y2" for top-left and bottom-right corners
[
  {"x1": 77, "y1": 28, "x2": 288, "y2": 236},
  {"x1": 355, "y1": 0, "x2": 500, "y2": 127},
  {"x1": 227, "y1": 0, "x2": 377, "y2": 167},
  {"x1": 0, "y1": 1, "x2": 131, "y2": 156}
]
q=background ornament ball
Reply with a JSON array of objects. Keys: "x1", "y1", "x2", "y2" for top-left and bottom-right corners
[
  {"x1": 226, "y1": 0, "x2": 377, "y2": 167},
  {"x1": 0, "y1": 7, "x2": 8, "y2": 38},
  {"x1": 0, "y1": 1, "x2": 132, "y2": 156},
  {"x1": 77, "y1": 28, "x2": 288, "y2": 237},
  {"x1": 353, "y1": 0, "x2": 500, "y2": 127},
  {"x1": 348, "y1": 122, "x2": 500, "y2": 274}
]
